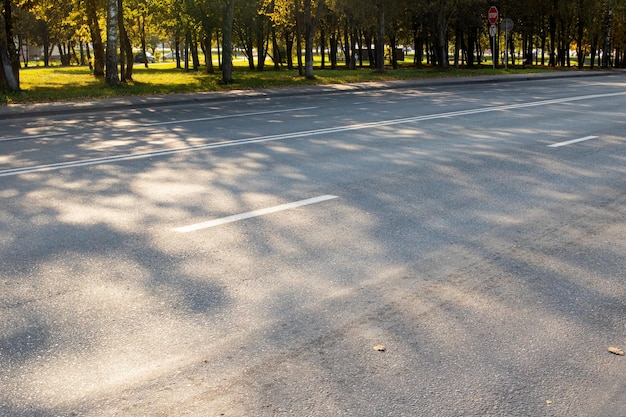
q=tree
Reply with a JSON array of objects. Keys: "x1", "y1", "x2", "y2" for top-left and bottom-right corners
[
  {"x1": 234, "y1": 0, "x2": 257, "y2": 69},
  {"x1": 430, "y1": 0, "x2": 457, "y2": 68},
  {"x1": 602, "y1": 0, "x2": 613, "y2": 67},
  {"x1": 1, "y1": 0, "x2": 19, "y2": 91},
  {"x1": 105, "y1": 0, "x2": 120, "y2": 85},
  {"x1": 302, "y1": 0, "x2": 325, "y2": 78},
  {"x1": 84, "y1": 0, "x2": 105, "y2": 77},
  {"x1": 5, "y1": 0, "x2": 623, "y2": 82},
  {"x1": 375, "y1": 0, "x2": 384, "y2": 71},
  {"x1": 201, "y1": 6, "x2": 219, "y2": 73},
  {"x1": 184, "y1": 0, "x2": 220, "y2": 72},
  {"x1": 221, "y1": 0, "x2": 235, "y2": 83},
  {"x1": 21, "y1": 0, "x2": 66, "y2": 66},
  {"x1": 118, "y1": 0, "x2": 133, "y2": 80},
  {"x1": 33, "y1": 0, "x2": 79, "y2": 67},
  {"x1": 12, "y1": 5, "x2": 38, "y2": 67},
  {"x1": 265, "y1": 0, "x2": 296, "y2": 68}
]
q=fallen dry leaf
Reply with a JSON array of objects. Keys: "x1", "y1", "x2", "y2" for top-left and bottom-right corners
[
  {"x1": 546, "y1": 400, "x2": 553, "y2": 405},
  {"x1": 608, "y1": 346, "x2": 625, "y2": 356},
  {"x1": 373, "y1": 344, "x2": 386, "y2": 352}
]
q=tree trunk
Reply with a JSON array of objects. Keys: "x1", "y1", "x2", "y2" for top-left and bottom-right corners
[
  {"x1": 357, "y1": 30, "x2": 363, "y2": 67},
  {"x1": 40, "y1": 21, "x2": 50, "y2": 66},
  {"x1": 216, "y1": 29, "x2": 221, "y2": 68},
  {"x1": 119, "y1": 37, "x2": 126, "y2": 82},
  {"x1": 602, "y1": 2, "x2": 612, "y2": 68},
  {"x1": 118, "y1": 0, "x2": 133, "y2": 82},
  {"x1": 549, "y1": 13, "x2": 556, "y2": 66},
  {"x1": 240, "y1": 27, "x2": 254, "y2": 69},
  {"x1": 256, "y1": 14, "x2": 265, "y2": 71},
  {"x1": 467, "y1": 28, "x2": 475, "y2": 67},
  {"x1": 433, "y1": 0, "x2": 455, "y2": 69},
  {"x1": 453, "y1": 21, "x2": 461, "y2": 68},
  {"x1": 296, "y1": 22, "x2": 303, "y2": 75},
  {"x1": 174, "y1": 33, "x2": 182, "y2": 69},
  {"x1": 221, "y1": 0, "x2": 235, "y2": 84},
  {"x1": 364, "y1": 30, "x2": 373, "y2": 68},
  {"x1": 79, "y1": 41, "x2": 86, "y2": 66},
  {"x1": 524, "y1": 32, "x2": 532, "y2": 66},
  {"x1": 590, "y1": 42, "x2": 596, "y2": 69},
  {"x1": 435, "y1": 25, "x2": 447, "y2": 68},
  {"x1": 191, "y1": 33, "x2": 200, "y2": 70},
  {"x1": 58, "y1": 43, "x2": 70, "y2": 66},
  {"x1": 86, "y1": 40, "x2": 93, "y2": 69},
  {"x1": 303, "y1": 0, "x2": 324, "y2": 79},
  {"x1": 1, "y1": 0, "x2": 19, "y2": 91},
  {"x1": 540, "y1": 31, "x2": 546, "y2": 65},
  {"x1": 343, "y1": 27, "x2": 350, "y2": 68},
  {"x1": 205, "y1": 32, "x2": 214, "y2": 73},
  {"x1": 70, "y1": 40, "x2": 79, "y2": 64},
  {"x1": 141, "y1": 15, "x2": 149, "y2": 68},
  {"x1": 375, "y1": 0, "x2": 385, "y2": 72},
  {"x1": 285, "y1": 29, "x2": 294, "y2": 69},
  {"x1": 414, "y1": 35, "x2": 424, "y2": 68},
  {"x1": 390, "y1": 33, "x2": 398, "y2": 70},
  {"x1": 576, "y1": 0, "x2": 585, "y2": 69},
  {"x1": 184, "y1": 34, "x2": 189, "y2": 71},
  {"x1": 349, "y1": 29, "x2": 356, "y2": 69},
  {"x1": 0, "y1": 46, "x2": 19, "y2": 91},
  {"x1": 106, "y1": 0, "x2": 120, "y2": 86},
  {"x1": 304, "y1": 29, "x2": 314, "y2": 77},
  {"x1": 320, "y1": 26, "x2": 325, "y2": 68},
  {"x1": 329, "y1": 31, "x2": 337, "y2": 69},
  {"x1": 119, "y1": 10, "x2": 133, "y2": 81},
  {"x1": 271, "y1": 26, "x2": 281, "y2": 69},
  {"x1": 85, "y1": 0, "x2": 105, "y2": 76}
]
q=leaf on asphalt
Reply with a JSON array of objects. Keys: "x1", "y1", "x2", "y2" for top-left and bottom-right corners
[
  {"x1": 546, "y1": 400, "x2": 553, "y2": 405},
  {"x1": 373, "y1": 344, "x2": 386, "y2": 352},
  {"x1": 608, "y1": 346, "x2": 625, "y2": 356}
]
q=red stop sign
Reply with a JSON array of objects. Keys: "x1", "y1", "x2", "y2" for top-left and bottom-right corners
[{"x1": 488, "y1": 6, "x2": 499, "y2": 25}]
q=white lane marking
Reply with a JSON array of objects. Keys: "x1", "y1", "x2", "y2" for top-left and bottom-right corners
[
  {"x1": 2, "y1": 91, "x2": 626, "y2": 177},
  {"x1": 142, "y1": 106, "x2": 318, "y2": 127},
  {"x1": 548, "y1": 136, "x2": 599, "y2": 148},
  {"x1": 173, "y1": 195, "x2": 338, "y2": 232},
  {"x1": 0, "y1": 107, "x2": 316, "y2": 142},
  {"x1": 0, "y1": 132, "x2": 69, "y2": 142}
]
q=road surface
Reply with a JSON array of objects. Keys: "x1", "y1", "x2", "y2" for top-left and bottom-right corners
[{"x1": 1, "y1": 74, "x2": 626, "y2": 416}]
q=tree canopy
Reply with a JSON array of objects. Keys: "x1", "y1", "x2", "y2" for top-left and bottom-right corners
[{"x1": 2, "y1": 0, "x2": 626, "y2": 91}]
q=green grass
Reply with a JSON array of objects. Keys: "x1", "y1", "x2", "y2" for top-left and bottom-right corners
[{"x1": 0, "y1": 60, "x2": 558, "y2": 105}]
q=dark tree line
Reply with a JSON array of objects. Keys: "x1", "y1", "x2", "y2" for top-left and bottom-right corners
[{"x1": 2, "y1": 0, "x2": 625, "y2": 91}]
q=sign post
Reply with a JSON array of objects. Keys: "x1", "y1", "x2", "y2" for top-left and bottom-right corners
[{"x1": 488, "y1": 6, "x2": 498, "y2": 68}]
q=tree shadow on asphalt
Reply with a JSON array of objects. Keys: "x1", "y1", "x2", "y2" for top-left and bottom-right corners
[{"x1": 1, "y1": 98, "x2": 626, "y2": 416}]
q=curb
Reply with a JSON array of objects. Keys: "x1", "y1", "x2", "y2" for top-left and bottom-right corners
[{"x1": 0, "y1": 70, "x2": 618, "y2": 120}]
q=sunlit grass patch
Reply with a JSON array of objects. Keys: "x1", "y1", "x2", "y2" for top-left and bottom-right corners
[{"x1": 1, "y1": 62, "x2": 557, "y2": 105}]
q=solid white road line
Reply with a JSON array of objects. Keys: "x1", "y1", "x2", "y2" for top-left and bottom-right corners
[
  {"x1": 173, "y1": 195, "x2": 338, "y2": 233},
  {"x1": 548, "y1": 136, "x2": 599, "y2": 148},
  {"x1": 2, "y1": 91, "x2": 625, "y2": 177}
]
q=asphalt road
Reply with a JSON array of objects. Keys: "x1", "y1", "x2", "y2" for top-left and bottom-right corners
[{"x1": 1, "y1": 73, "x2": 626, "y2": 417}]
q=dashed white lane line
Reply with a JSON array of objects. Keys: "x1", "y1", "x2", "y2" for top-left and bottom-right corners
[
  {"x1": 173, "y1": 195, "x2": 338, "y2": 233},
  {"x1": 142, "y1": 106, "x2": 318, "y2": 127},
  {"x1": 3, "y1": 91, "x2": 626, "y2": 177},
  {"x1": 548, "y1": 136, "x2": 599, "y2": 148},
  {"x1": 0, "y1": 107, "x2": 317, "y2": 142},
  {"x1": 0, "y1": 132, "x2": 69, "y2": 142}
]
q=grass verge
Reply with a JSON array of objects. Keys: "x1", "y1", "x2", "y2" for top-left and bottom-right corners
[{"x1": 1, "y1": 63, "x2": 557, "y2": 105}]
